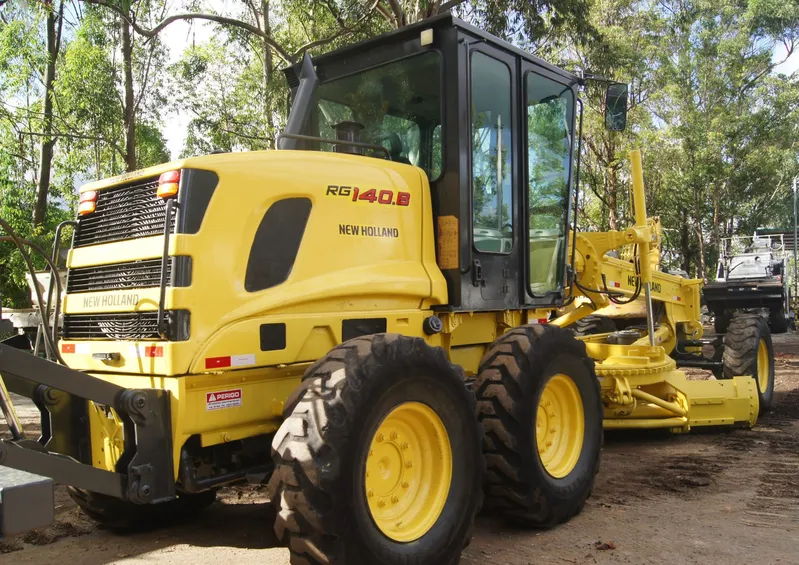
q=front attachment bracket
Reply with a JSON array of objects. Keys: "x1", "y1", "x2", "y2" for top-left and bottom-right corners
[{"x1": 0, "y1": 344, "x2": 175, "y2": 504}]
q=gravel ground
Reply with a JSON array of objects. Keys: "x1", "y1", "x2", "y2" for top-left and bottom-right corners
[{"x1": 1, "y1": 329, "x2": 798, "y2": 565}]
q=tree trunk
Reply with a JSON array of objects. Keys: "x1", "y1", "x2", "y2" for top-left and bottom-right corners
[
  {"x1": 693, "y1": 182, "x2": 706, "y2": 279},
  {"x1": 680, "y1": 208, "x2": 692, "y2": 274},
  {"x1": 122, "y1": 18, "x2": 136, "y2": 172},
  {"x1": 32, "y1": 1, "x2": 64, "y2": 226},
  {"x1": 709, "y1": 187, "x2": 721, "y2": 279},
  {"x1": 695, "y1": 223, "x2": 706, "y2": 279},
  {"x1": 262, "y1": 0, "x2": 274, "y2": 142},
  {"x1": 711, "y1": 190, "x2": 720, "y2": 245},
  {"x1": 607, "y1": 166, "x2": 618, "y2": 231}
]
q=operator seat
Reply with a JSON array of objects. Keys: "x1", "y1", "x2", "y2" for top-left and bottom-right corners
[{"x1": 385, "y1": 133, "x2": 412, "y2": 164}]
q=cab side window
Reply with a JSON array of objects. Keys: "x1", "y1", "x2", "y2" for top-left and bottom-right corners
[
  {"x1": 526, "y1": 72, "x2": 574, "y2": 295},
  {"x1": 471, "y1": 52, "x2": 513, "y2": 254}
]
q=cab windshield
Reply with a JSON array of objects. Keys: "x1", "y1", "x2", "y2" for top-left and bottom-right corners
[{"x1": 311, "y1": 52, "x2": 442, "y2": 179}]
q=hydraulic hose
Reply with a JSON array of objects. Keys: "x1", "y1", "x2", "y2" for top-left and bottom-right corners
[
  {"x1": 46, "y1": 221, "x2": 76, "y2": 348},
  {"x1": 0, "y1": 217, "x2": 66, "y2": 365}
]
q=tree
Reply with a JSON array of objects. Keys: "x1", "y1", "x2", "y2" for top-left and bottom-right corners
[
  {"x1": 649, "y1": 0, "x2": 799, "y2": 278},
  {"x1": 573, "y1": 0, "x2": 799, "y2": 279},
  {"x1": 33, "y1": 0, "x2": 65, "y2": 226},
  {"x1": 570, "y1": 0, "x2": 662, "y2": 232},
  {"x1": 82, "y1": 0, "x2": 385, "y2": 151},
  {"x1": 79, "y1": 1, "x2": 170, "y2": 171}
]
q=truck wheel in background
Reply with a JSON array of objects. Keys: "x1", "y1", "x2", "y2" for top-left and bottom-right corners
[
  {"x1": 268, "y1": 334, "x2": 484, "y2": 565},
  {"x1": 769, "y1": 305, "x2": 789, "y2": 334},
  {"x1": 474, "y1": 324, "x2": 603, "y2": 527},
  {"x1": 67, "y1": 487, "x2": 216, "y2": 531},
  {"x1": 722, "y1": 314, "x2": 774, "y2": 414},
  {"x1": 714, "y1": 310, "x2": 732, "y2": 334}
]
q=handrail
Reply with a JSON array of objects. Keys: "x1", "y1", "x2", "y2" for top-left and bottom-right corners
[
  {"x1": 276, "y1": 133, "x2": 391, "y2": 160},
  {"x1": 157, "y1": 199, "x2": 177, "y2": 340}
]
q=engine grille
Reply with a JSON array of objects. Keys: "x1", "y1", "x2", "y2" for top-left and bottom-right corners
[
  {"x1": 67, "y1": 259, "x2": 169, "y2": 294},
  {"x1": 63, "y1": 312, "x2": 160, "y2": 340},
  {"x1": 62, "y1": 310, "x2": 190, "y2": 341},
  {"x1": 73, "y1": 177, "x2": 175, "y2": 247}
]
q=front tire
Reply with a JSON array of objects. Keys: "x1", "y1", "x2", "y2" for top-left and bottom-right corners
[
  {"x1": 723, "y1": 314, "x2": 774, "y2": 414},
  {"x1": 474, "y1": 324, "x2": 602, "y2": 527},
  {"x1": 267, "y1": 334, "x2": 484, "y2": 565}
]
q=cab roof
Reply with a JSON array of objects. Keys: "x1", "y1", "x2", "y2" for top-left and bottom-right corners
[{"x1": 283, "y1": 12, "x2": 581, "y2": 88}]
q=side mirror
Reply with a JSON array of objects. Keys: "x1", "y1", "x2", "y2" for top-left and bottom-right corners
[{"x1": 605, "y1": 83, "x2": 628, "y2": 131}]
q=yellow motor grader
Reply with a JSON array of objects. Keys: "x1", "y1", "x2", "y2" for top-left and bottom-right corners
[{"x1": 0, "y1": 13, "x2": 771, "y2": 565}]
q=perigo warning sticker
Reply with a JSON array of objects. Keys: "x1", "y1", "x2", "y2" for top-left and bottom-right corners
[{"x1": 206, "y1": 389, "x2": 242, "y2": 411}]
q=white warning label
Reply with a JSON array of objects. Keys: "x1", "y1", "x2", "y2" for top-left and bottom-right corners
[{"x1": 206, "y1": 389, "x2": 242, "y2": 411}]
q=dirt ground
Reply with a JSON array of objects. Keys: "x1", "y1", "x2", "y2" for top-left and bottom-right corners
[{"x1": 2, "y1": 330, "x2": 799, "y2": 565}]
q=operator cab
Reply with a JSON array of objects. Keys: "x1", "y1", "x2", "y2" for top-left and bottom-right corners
[{"x1": 281, "y1": 13, "x2": 627, "y2": 312}]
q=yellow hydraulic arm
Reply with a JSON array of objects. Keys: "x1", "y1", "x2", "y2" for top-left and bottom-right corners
[{"x1": 551, "y1": 150, "x2": 759, "y2": 432}]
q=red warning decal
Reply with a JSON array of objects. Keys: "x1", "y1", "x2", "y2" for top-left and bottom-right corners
[{"x1": 206, "y1": 389, "x2": 242, "y2": 411}]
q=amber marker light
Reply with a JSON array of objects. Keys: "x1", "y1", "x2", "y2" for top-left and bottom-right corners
[
  {"x1": 78, "y1": 191, "x2": 98, "y2": 216},
  {"x1": 158, "y1": 170, "x2": 181, "y2": 198}
]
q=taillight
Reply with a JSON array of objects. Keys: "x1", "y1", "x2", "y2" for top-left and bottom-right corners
[
  {"x1": 78, "y1": 190, "x2": 98, "y2": 216},
  {"x1": 158, "y1": 170, "x2": 180, "y2": 198}
]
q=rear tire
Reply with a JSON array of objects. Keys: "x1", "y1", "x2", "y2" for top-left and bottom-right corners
[
  {"x1": 571, "y1": 315, "x2": 616, "y2": 337},
  {"x1": 267, "y1": 334, "x2": 484, "y2": 565},
  {"x1": 722, "y1": 315, "x2": 774, "y2": 414},
  {"x1": 474, "y1": 324, "x2": 602, "y2": 527},
  {"x1": 67, "y1": 488, "x2": 216, "y2": 531}
]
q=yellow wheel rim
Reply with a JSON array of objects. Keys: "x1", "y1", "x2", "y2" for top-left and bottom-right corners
[
  {"x1": 364, "y1": 402, "x2": 452, "y2": 543},
  {"x1": 757, "y1": 339, "x2": 770, "y2": 393},
  {"x1": 536, "y1": 374, "x2": 585, "y2": 479}
]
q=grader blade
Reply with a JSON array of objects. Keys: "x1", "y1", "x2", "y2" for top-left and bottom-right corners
[{"x1": 600, "y1": 369, "x2": 758, "y2": 431}]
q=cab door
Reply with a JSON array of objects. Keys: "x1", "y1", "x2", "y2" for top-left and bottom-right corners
[
  {"x1": 461, "y1": 43, "x2": 521, "y2": 310},
  {"x1": 521, "y1": 64, "x2": 578, "y2": 307}
]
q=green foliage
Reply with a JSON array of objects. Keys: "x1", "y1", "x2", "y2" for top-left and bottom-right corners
[
  {"x1": 0, "y1": 1, "x2": 171, "y2": 306},
  {"x1": 173, "y1": 38, "x2": 278, "y2": 156},
  {"x1": 136, "y1": 121, "x2": 169, "y2": 168},
  {"x1": 574, "y1": 0, "x2": 799, "y2": 279}
]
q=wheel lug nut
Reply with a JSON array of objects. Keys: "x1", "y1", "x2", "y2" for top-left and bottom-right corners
[
  {"x1": 546, "y1": 441, "x2": 552, "y2": 447},
  {"x1": 377, "y1": 433, "x2": 384, "y2": 442},
  {"x1": 368, "y1": 489, "x2": 374, "y2": 498},
  {"x1": 402, "y1": 481, "x2": 409, "y2": 488},
  {"x1": 391, "y1": 431, "x2": 398, "y2": 440},
  {"x1": 550, "y1": 428, "x2": 556, "y2": 433},
  {"x1": 401, "y1": 442, "x2": 409, "y2": 450},
  {"x1": 406, "y1": 460, "x2": 413, "y2": 468},
  {"x1": 391, "y1": 495, "x2": 399, "y2": 503},
  {"x1": 378, "y1": 500, "x2": 386, "y2": 507},
  {"x1": 369, "y1": 449, "x2": 374, "y2": 456}
]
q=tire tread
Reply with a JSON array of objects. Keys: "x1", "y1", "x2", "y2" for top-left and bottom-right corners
[
  {"x1": 474, "y1": 324, "x2": 602, "y2": 528},
  {"x1": 267, "y1": 334, "x2": 485, "y2": 565}
]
